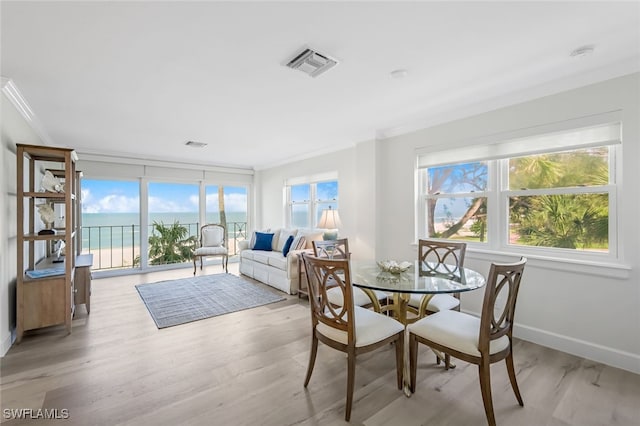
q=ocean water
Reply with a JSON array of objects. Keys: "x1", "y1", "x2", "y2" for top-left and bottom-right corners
[{"x1": 82, "y1": 212, "x2": 247, "y2": 250}]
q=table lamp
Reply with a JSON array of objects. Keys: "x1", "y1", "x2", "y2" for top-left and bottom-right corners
[{"x1": 318, "y1": 206, "x2": 342, "y2": 240}]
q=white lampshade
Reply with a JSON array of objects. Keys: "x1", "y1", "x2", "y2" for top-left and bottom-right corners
[{"x1": 318, "y1": 207, "x2": 342, "y2": 240}]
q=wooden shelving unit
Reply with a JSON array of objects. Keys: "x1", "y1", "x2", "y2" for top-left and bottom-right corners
[{"x1": 16, "y1": 144, "x2": 78, "y2": 343}]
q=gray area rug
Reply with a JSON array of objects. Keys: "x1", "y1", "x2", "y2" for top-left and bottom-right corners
[{"x1": 135, "y1": 273, "x2": 285, "y2": 328}]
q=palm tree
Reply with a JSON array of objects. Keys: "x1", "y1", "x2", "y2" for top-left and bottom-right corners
[
  {"x1": 509, "y1": 148, "x2": 609, "y2": 250},
  {"x1": 148, "y1": 220, "x2": 197, "y2": 265},
  {"x1": 218, "y1": 186, "x2": 227, "y2": 230},
  {"x1": 516, "y1": 195, "x2": 608, "y2": 249}
]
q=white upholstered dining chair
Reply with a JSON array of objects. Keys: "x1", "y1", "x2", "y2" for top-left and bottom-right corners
[
  {"x1": 408, "y1": 257, "x2": 527, "y2": 426},
  {"x1": 302, "y1": 253, "x2": 404, "y2": 422},
  {"x1": 312, "y1": 239, "x2": 389, "y2": 312},
  {"x1": 408, "y1": 239, "x2": 467, "y2": 319}
]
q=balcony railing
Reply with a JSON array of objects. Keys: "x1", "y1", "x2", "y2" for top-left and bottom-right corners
[{"x1": 83, "y1": 221, "x2": 247, "y2": 271}]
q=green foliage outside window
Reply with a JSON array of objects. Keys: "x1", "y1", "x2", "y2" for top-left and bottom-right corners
[
  {"x1": 147, "y1": 221, "x2": 197, "y2": 265},
  {"x1": 427, "y1": 147, "x2": 610, "y2": 251}
]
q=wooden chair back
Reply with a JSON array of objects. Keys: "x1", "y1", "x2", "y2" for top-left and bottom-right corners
[
  {"x1": 418, "y1": 239, "x2": 466, "y2": 271},
  {"x1": 302, "y1": 253, "x2": 355, "y2": 344},
  {"x1": 479, "y1": 257, "x2": 527, "y2": 354},
  {"x1": 312, "y1": 238, "x2": 349, "y2": 259},
  {"x1": 418, "y1": 239, "x2": 467, "y2": 309}
]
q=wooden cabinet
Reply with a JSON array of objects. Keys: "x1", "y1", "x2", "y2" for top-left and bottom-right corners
[
  {"x1": 74, "y1": 254, "x2": 93, "y2": 314},
  {"x1": 16, "y1": 144, "x2": 78, "y2": 343}
]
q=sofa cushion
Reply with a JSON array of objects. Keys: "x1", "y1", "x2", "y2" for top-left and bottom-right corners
[
  {"x1": 297, "y1": 229, "x2": 325, "y2": 249},
  {"x1": 275, "y1": 228, "x2": 297, "y2": 251},
  {"x1": 292, "y1": 235, "x2": 306, "y2": 251},
  {"x1": 241, "y1": 249, "x2": 255, "y2": 260},
  {"x1": 282, "y1": 235, "x2": 295, "y2": 257},
  {"x1": 253, "y1": 232, "x2": 274, "y2": 251},
  {"x1": 252, "y1": 250, "x2": 272, "y2": 265},
  {"x1": 267, "y1": 254, "x2": 288, "y2": 271},
  {"x1": 249, "y1": 228, "x2": 270, "y2": 248}
]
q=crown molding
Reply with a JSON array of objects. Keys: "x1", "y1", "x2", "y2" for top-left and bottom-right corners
[{"x1": 1, "y1": 77, "x2": 55, "y2": 146}]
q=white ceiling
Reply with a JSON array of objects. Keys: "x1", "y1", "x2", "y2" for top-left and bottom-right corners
[{"x1": 2, "y1": 1, "x2": 639, "y2": 170}]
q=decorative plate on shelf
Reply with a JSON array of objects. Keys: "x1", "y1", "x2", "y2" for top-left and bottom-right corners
[{"x1": 376, "y1": 260, "x2": 412, "y2": 274}]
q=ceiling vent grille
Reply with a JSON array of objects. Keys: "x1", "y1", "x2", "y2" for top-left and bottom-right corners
[
  {"x1": 185, "y1": 141, "x2": 208, "y2": 148},
  {"x1": 285, "y1": 47, "x2": 338, "y2": 78}
]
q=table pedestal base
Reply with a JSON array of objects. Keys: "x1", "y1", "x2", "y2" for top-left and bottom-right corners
[{"x1": 388, "y1": 293, "x2": 455, "y2": 397}]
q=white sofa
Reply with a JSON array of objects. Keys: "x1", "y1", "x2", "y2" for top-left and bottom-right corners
[{"x1": 238, "y1": 228, "x2": 324, "y2": 294}]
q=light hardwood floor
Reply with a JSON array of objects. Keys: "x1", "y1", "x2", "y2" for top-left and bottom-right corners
[{"x1": 2, "y1": 262, "x2": 639, "y2": 425}]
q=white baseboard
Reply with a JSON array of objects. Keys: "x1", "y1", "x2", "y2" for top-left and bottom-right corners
[
  {"x1": 1, "y1": 331, "x2": 13, "y2": 357},
  {"x1": 459, "y1": 308, "x2": 640, "y2": 374},
  {"x1": 513, "y1": 323, "x2": 640, "y2": 374}
]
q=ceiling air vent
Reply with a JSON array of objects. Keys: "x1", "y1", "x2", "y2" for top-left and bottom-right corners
[
  {"x1": 185, "y1": 141, "x2": 208, "y2": 148},
  {"x1": 285, "y1": 47, "x2": 338, "y2": 78}
]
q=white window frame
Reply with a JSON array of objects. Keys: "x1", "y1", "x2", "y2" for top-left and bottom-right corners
[
  {"x1": 416, "y1": 117, "x2": 621, "y2": 264},
  {"x1": 287, "y1": 183, "x2": 312, "y2": 228},
  {"x1": 285, "y1": 174, "x2": 339, "y2": 228}
]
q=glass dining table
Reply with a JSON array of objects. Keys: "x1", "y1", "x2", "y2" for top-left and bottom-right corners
[{"x1": 350, "y1": 260, "x2": 486, "y2": 396}]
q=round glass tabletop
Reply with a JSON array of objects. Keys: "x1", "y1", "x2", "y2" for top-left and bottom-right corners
[{"x1": 351, "y1": 260, "x2": 486, "y2": 294}]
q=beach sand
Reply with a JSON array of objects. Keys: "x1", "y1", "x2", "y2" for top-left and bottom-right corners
[{"x1": 86, "y1": 238, "x2": 243, "y2": 270}]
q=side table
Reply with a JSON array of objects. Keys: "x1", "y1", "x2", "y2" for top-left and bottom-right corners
[
  {"x1": 297, "y1": 252, "x2": 310, "y2": 298},
  {"x1": 74, "y1": 253, "x2": 93, "y2": 314}
]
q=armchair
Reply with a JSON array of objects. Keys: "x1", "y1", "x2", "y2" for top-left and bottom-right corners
[{"x1": 193, "y1": 224, "x2": 228, "y2": 275}]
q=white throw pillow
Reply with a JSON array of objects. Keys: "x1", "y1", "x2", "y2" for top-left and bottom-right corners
[
  {"x1": 276, "y1": 229, "x2": 298, "y2": 252},
  {"x1": 291, "y1": 235, "x2": 307, "y2": 251},
  {"x1": 298, "y1": 229, "x2": 324, "y2": 249}
]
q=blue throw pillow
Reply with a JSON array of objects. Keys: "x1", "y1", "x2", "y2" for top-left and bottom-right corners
[
  {"x1": 253, "y1": 232, "x2": 274, "y2": 251},
  {"x1": 282, "y1": 235, "x2": 295, "y2": 257}
]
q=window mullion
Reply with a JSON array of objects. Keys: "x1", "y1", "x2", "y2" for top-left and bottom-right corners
[
  {"x1": 490, "y1": 159, "x2": 503, "y2": 251},
  {"x1": 427, "y1": 191, "x2": 487, "y2": 199},
  {"x1": 506, "y1": 186, "x2": 613, "y2": 197},
  {"x1": 310, "y1": 184, "x2": 317, "y2": 227}
]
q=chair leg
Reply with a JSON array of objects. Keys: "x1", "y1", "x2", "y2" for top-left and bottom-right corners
[
  {"x1": 395, "y1": 332, "x2": 404, "y2": 390},
  {"x1": 345, "y1": 350, "x2": 356, "y2": 422},
  {"x1": 506, "y1": 352, "x2": 524, "y2": 406},
  {"x1": 444, "y1": 353, "x2": 451, "y2": 370},
  {"x1": 193, "y1": 257, "x2": 197, "y2": 275},
  {"x1": 409, "y1": 333, "x2": 418, "y2": 393},
  {"x1": 200, "y1": 257, "x2": 203, "y2": 271},
  {"x1": 479, "y1": 360, "x2": 497, "y2": 426},
  {"x1": 303, "y1": 334, "x2": 318, "y2": 387},
  {"x1": 224, "y1": 255, "x2": 228, "y2": 273}
]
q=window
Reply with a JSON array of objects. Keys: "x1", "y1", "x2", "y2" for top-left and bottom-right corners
[
  {"x1": 423, "y1": 161, "x2": 488, "y2": 241},
  {"x1": 290, "y1": 184, "x2": 311, "y2": 227},
  {"x1": 315, "y1": 180, "x2": 339, "y2": 224},
  {"x1": 148, "y1": 182, "x2": 199, "y2": 266},
  {"x1": 417, "y1": 120, "x2": 620, "y2": 261},
  {"x1": 206, "y1": 185, "x2": 248, "y2": 253},
  {"x1": 506, "y1": 147, "x2": 610, "y2": 251},
  {"x1": 287, "y1": 180, "x2": 338, "y2": 228},
  {"x1": 81, "y1": 179, "x2": 140, "y2": 270}
]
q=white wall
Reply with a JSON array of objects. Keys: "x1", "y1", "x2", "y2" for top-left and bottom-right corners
[
  {"x1": 256, "y1": 145, "x2": 378, "y2": 261},
  {"x1": 258, "y1": 73, "x2": 640, "y2": 373},
  {"x1": 1, "y1": 88, "x2": 47, "y2": 356},
  {"x1": 379, "y1": 73, "x2": 640, "y2": 373}
]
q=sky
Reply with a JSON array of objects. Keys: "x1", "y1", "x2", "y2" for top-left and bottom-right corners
[
  {"x1": 291, "y1": 181, "x2": 338, "y2": 202},
  {"x1": 82, "y1": 180, "x2": 247, "y2": 213}
]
